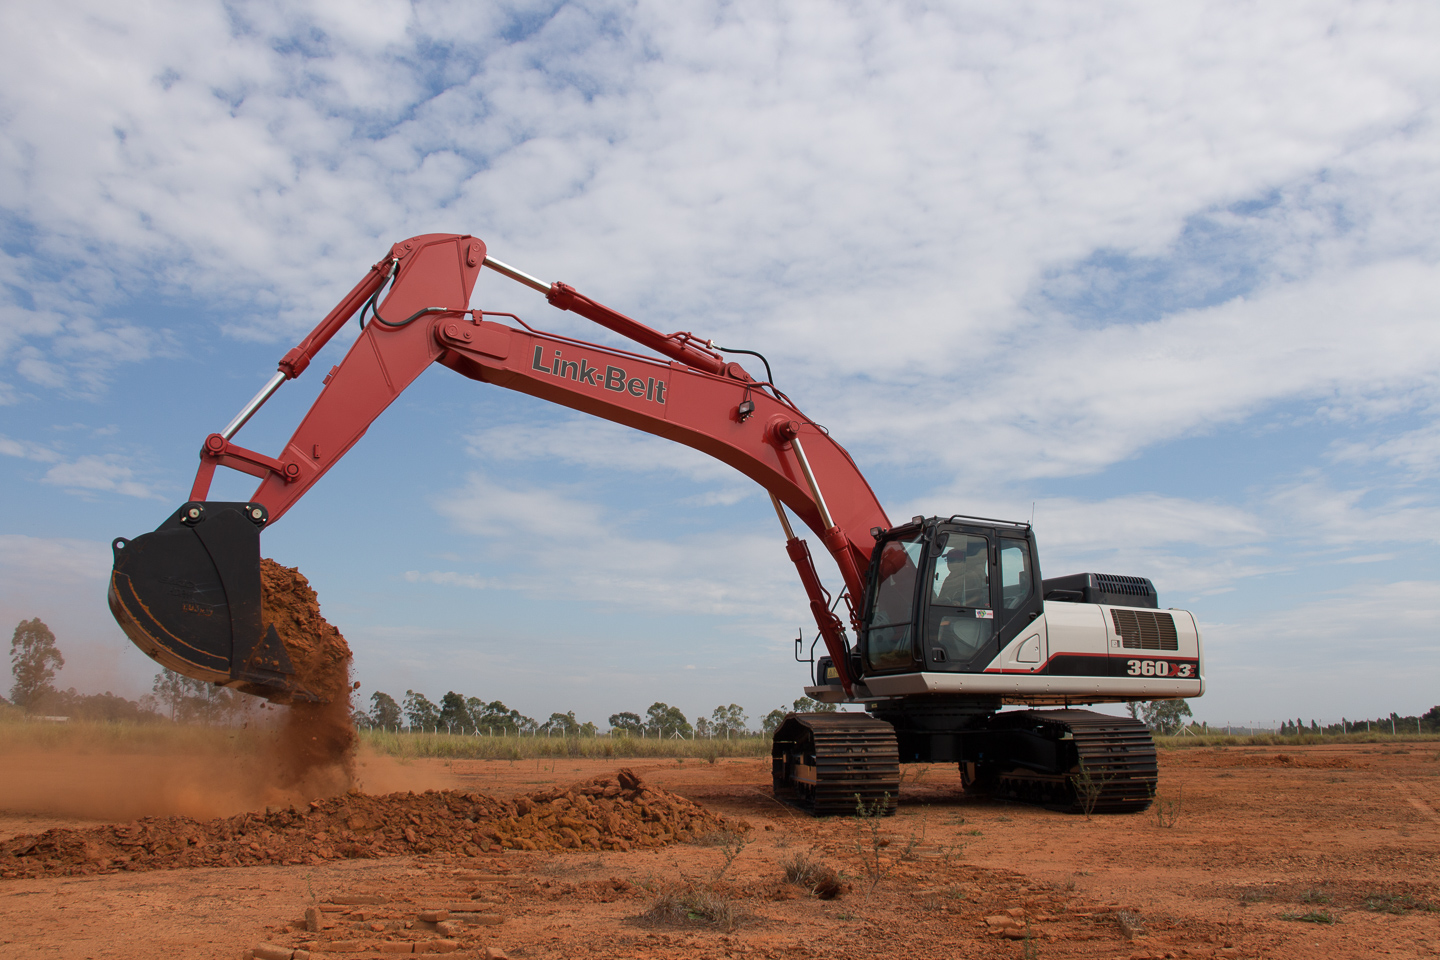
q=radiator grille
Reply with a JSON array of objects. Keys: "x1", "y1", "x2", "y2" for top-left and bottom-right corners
[
  {"x1": 1094, "y1": 574, "x2": 1154, "y2": 598},
  {"x1": 1110, "y1": 608, "x2": 1179, "y2": 651}
]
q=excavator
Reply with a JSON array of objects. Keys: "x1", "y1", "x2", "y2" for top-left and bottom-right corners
[{"x1": 109, "y1": 233, "x2": 1204, "y2": 816}]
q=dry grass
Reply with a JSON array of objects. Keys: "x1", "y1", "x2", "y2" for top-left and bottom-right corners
[
  {"x1": 0, "y1": 709, "x2": 772, "y2": 762},
  {"x1": 781, "y1": 850, "x2": 847, "y2": 899},
  {"x1": 360, "y1": 729, "x2": 771, "y2": 761},
  {"x1": 642, "y1": 885, "x2": 747, "y2": 931},
  {"x1": 1156, "y1": 731, "x2": 1440, "y2": 749},
  {"x1": 0, "y1": 711, "x2": 274, "y2": 756}
]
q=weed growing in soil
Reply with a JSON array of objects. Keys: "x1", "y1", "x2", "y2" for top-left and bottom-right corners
[
  {"x1": 1152, "y1": 788, "x2": 1182, "y2": 828},
  {"x1": 852, "y1": 793, "x2": 895, "y2": 894},
  {"x1": 1363, "y1": 891, "x2": 1436, "y2": 914},
  {"x1": 1071, "y1": 760, "x2": 1111, "y2": 818},
  {"x1": 1280, "y1": 910, "x2": 1336, "y2": 924},
  {"x1": 781, "y1": 850, "x2": 846, "y2": 899},
  {"x1": 712, "y1": 832, "x2": 749, "y2": 882},
  {"x1": 1115, "y1": 911, "x2": 1145, "y2": 939},
  {"x1": 643, "y1": 886, "x2": 745, "y2": 931},
  {"x1": 1299, "y1": 889, "x2": 1332, "y2": 905},
  {"x1": 900, "y1": 808, "x2": 929, "y2": 861},
  {"x1": 1021, "y1": 918, "x2": 1040, "y2": 959}
]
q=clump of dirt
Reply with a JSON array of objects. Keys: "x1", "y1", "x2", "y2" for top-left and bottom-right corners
[
  {"x1": 0, "y1": 770, "x2": 743, "y2": 878},
  {"x1": 259, "y1": 558, "x2": 356, "y2": 794}
]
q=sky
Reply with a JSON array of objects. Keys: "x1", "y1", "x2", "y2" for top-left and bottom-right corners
[{"x1": 2, "y1": 0, "x2": 1438, "y2": 730}]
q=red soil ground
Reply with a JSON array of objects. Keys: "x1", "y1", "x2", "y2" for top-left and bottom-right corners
[{"x1": 1, "y1": 742, "x2": 1437, "y2": 959}]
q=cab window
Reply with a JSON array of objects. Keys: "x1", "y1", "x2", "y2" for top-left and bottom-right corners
[
  {"x1": 927, "y1": 533, "x2": 993, "y2": 664},
  {"x1": 999, "y1": 538, "x2": 1033, "y2": 611},
  {"x1": 931, "y1": 534, "x2": 990, "y2": 608},
  {"x1": 866, "y1": 539, "x2": 922, "y2": 671}
]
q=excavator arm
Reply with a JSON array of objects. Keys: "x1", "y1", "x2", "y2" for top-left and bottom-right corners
[{"x1": 109, "y1": 233, "x2": 890, "y2": 702}]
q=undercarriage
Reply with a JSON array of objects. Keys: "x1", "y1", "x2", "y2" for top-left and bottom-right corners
[{"x1": 771, "y1": 703, "x2": 1157, "y2": 816}]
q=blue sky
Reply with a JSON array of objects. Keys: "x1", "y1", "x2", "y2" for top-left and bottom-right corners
[{"x1": 2, "y1": 1, "x2": 1438, "y2": 729}]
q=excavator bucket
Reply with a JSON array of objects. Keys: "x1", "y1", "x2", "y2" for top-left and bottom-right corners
[{"x1": 108, "y1": 501, "x2": 320, "y2": 704}]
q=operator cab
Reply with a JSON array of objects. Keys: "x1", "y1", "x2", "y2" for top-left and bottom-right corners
[{"x1": 859, "y1": 515, "x2": 1041, "y2": 677}]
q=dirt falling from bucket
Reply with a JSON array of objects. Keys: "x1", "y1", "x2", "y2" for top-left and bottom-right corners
[{"x1": 260, "y1": 558, "x2": 356, "y2": 796}]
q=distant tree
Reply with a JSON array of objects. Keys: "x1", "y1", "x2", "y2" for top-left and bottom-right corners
[
  {"x1": 762, "y1": 708, "x2": 786, "y2": 735},
  {"x1": 403, "y1": 690, "x2": 440, "y2": 731},
  {"x1": 474, "y1": 700, "x2": 535, "y2": 734},
  {"x1": 609, "y1": 711, "x2": 644, "y2": 734},
  {"x1": 793, "y1": 696, "x2": 837, "y2": 713},
  {"x1": 23, "y1": 687, "x2": 162, "y2": 723},
  {"x1": 578, "y1": 720, "x2": 598, "y2": 737},
  {"x1": 369, "y1": 691, "x2": 402, "y2": 729},
  {"x1": 10, "y1": 618, "x2": 64, "y2": 708},
  {"x1": 646, "y1": 702, "x2": 693, "y2": 738},
  {"x1": 542, "y1": 711, "x2": 579, "y2": 736},
  {"x1": 694, "y1": 716, "x2": 713, "y2": 738},
  {"x1": 710, "y1": 703, "x2": 748, "y2": 737},
  {"x1": 1137, "y1": 699, "x2": 1193, "y2": 736},
  {"x1": 152, "y1": 669, "x2": 188, "y2": 721},
  {"x1": 438, "y1": 691, "x2": 474, "y2": 733},
  {"x1": 149, "y1": 669, "x2": 245, "y2": 724}
]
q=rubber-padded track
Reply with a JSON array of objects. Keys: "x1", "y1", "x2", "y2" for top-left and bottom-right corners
[
  {"x1": 772, "y1": 713, "x2": 900, "y2": 817},
  {"x1": 988, "y1": 709, "x2": 1157, "y2": 814}
]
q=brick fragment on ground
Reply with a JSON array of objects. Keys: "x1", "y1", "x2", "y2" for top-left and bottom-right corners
[{"x1": 0, "y1": 768, "x2": 741, "y2": 877}]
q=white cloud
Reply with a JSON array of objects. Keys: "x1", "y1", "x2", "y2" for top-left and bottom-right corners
[
  {"x1": 1197, "y1": 579, "x2": 1440, "y2": 719},
  {"x1": 0, "y1": 435, "x2": 159, "y2": 499},
  {"x1": 403, "y1": 570, "x2": 503, "y2": 591},
  {"x1": 0, "y1": 434, "x2": 64, "y2": 464},
  {"x1": 464, "y1": 417, "x2": 747, "y2": 489},
  {"x1": 2, "y1": 1, "x2": 1437, "y2": 427},
  {"x1": 1328, "y1": 418, "x2": 1440, "y2": 478},
  {"x1": 1266, "y1": 477, "x2": 1440, "y2": 547},
  {"x1": 3, "y1": 1, "x2": 1440, "y2": 717},
  {"x1": 430, "y1": 471, "x2": 805, "y2": 619},
  {"x1": 0, "y1": 534, "x2": 111, "y2": 584},
  {"x1": 42, "y1": 455, "x2": 159, "y2": 500}
]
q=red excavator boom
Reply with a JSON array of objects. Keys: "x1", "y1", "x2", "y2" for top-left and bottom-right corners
[{"x1": 109, "y1": 233, "x2": 888, "y2": 702}]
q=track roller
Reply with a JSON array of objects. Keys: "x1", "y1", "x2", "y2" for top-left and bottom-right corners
[
  {"x1": 771, "y1": 713, "x2": 900, "y2": 817},
  {"x1": 965, "y1": 709, "x2": 1156, "y2": 813}
]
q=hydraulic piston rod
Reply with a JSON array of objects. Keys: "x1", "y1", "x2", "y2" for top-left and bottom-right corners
[{"x1": 220, "y1": 371, "x2": 287, "y2": 440}]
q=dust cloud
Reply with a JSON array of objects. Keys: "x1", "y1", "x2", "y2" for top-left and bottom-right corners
[{"x1": 0, "y1": 559, "x2": 368, "y2": 826}]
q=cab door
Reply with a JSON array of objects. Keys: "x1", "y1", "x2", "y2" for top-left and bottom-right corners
[
  {"x1": 997, "y1": 535, "x2": 1045, "y2": 666},
  {"x1": 923, "y1": 529, "x2": 997, "y2": 670}
]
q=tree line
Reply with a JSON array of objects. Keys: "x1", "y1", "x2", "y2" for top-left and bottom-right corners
[
  {"x1": 10, "y1": 619, "x2": 1440, "y2": 738},
  {"x1": 4, "y1": 617, "x2": 262, "y2": 724},
  {"x1": 354, "y1": 690, "x2": 840, "y2": 738}
]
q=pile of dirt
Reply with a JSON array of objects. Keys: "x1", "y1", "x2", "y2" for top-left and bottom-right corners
[
  {"x1": 0, "y1": 769, "x2": 741, "y2": 879},
  {"x1": 260, "y1": 558, "x2": 356, "y2": 793}
]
